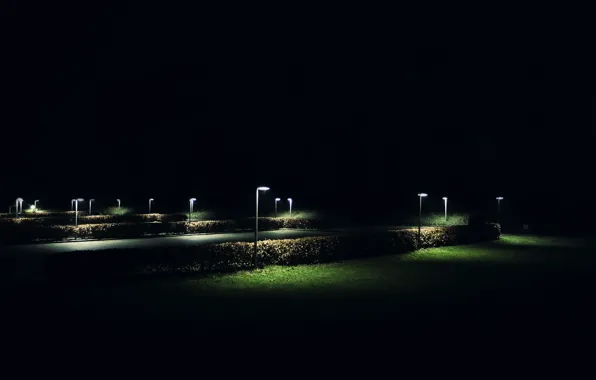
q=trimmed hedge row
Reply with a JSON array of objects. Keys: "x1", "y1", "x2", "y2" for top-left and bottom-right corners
[
  {"x1": 0, "y1": 217, "x2": 322, "y2": 244},
  {"x1": 0, "y1": 213, "x2": 187, "y2": 225},
  {"x1": 45, "y1": 224, "x2": 501, "y2": 282}
]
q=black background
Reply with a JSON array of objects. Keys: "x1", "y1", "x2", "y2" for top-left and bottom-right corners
[{"x1": 2, "y1": 2, "x2": 594, "y2": 229}]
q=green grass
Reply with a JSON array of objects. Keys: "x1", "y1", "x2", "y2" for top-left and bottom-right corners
[{"x1": 3, "y1": 234, "x2": 595, "y2": 338}]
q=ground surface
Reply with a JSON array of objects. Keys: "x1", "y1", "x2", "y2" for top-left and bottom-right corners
[{"x1": 1, "y1": 235, "x2": 594, "y2": 340}]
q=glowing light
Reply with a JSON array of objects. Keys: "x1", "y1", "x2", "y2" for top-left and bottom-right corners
[
  {"x1": 257, "y1": 187, "x2": 270, "y2": 191},
  {"x1": 496, "y1": 197, "x2": 504, "y2": 200},
  {"x1": 418, "y1": 193, "x2": 428, "y2": 197}
]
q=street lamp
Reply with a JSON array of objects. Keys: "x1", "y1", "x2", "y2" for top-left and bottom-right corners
[
  {"x1": 417, "y1": 193, "x2": 428, "y2": 247},
  {"x1": 74, "y1": 198, "x2": 84, "y2": 227},
  {"x1": 71, "y1": 199, "x2": 76, "y2": 211},
  {"x1": 89, "y1": 199, "x2": 95, "y2": 215},
  {"x1": 287, "y1": 198, "x2": 293, "y2": 216},
  {"x1": 254, "y1": 186, "x2": 270, "y2": 266},
  {"x1": 274, "y1": 198, "x2": 280, "y2": 217},
  {"x1": 34, "y1": 200, "x2": 39, "y2": 210},
  {"x1": 149, "y1": 198, "x2": 154, "y2": 214},
  {"x1": 15, "y1": 198, "x2": 23, "y2": 216},
  {"x1": 117, "y1": 199, "x2": 121, "y2": 210},
  {"x1": 189, "y1": 198, "x2": 196, "y2": 222},
  {"x1": 496, "y1": 197, "x2": 504, "y2": 223},
  {"x1": 442, "y1": 197, "x2": 448, "y2": 222}
]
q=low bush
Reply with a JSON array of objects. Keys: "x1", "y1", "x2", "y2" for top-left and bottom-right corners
[{"x1": 45, "y1": 223, "x2": 501, "y2": 282}]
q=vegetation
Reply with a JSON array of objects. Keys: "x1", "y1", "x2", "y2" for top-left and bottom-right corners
[
  {"x1": 104, "y1": 206, "x2": 134, "y2": 216},
  {"x1": 45, "y1": 224, "x2": 501, "y2": 281},
  {"x1": 0, "y1": 217, "x2": 329, "y2": 245},
  {"x1": 12, "y1": 234, "x2": 595, "y2": 337}
]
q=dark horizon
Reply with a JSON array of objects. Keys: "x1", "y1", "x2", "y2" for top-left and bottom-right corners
[{"x1": 2, "y1": 3, "x2": 594, "y2": 228}]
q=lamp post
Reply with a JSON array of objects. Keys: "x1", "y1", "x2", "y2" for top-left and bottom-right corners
[
  {"x1": 417, "y1": 193, "x2": 428, "y2": 247},
  {"x1": 116, "y1": 199, "x2": 121, "y2": 212},
  {"x1": 189, "y1": 198, "x2": 196, "y2": 222},
  {"x1": 442, "y1": 197, "x2": 448, "y2": 223},
  {"x1": 496, "y1": 197, "x2": 504, "y2": 223},
  {"x1": 71, "y1": 199, "x2": 76, "y2": 211},
  {"x1": 34, "y1": 200, "x2": 39, "y2": 210},
  {"x1": 254, "y1": 186, "x2": 270, "y2": 266},
  {"x1": 74, "y1": 198, "x2": 84, "y2": 227},
  {"x1": 89, "y1": 199, "x2": 95, "y2": 215},
  {"x1": 16, "y1": 198, "x2": 23, "y2": 216},
  {"x1": 274, "y1": 198, "x2": 280, "y2": 217},
  {"x1": 149, "y1": 198, "x2": 154, "y2": 214},
  {"x1": 287, "y1": 198, "x2": 293, "y2": 216}
]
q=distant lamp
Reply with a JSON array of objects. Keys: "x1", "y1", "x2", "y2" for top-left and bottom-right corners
[
  {"x1": 275, "y1": 198, "x2": 281, "y2": 217},
  {"x1": 417, "y1": 193, "x2": 428, "y2": 247},
  {"x1": 287, "y1": 198, "x2": 293, "y2": 215},
  {"x1": 189, "y1": 198, "x2": 196, "y2": 222},
  {"x1": 149, "y1": 198, "x2": 154, "y2": 214},
  {"x1": 89, "y1": 199, "x2": 95, "y2": 215},
  {"x1": 16, "y1": 198, "x2": 23, "y2": 216},
  {"x1": 74, "y1": 198, "x2": 84, "y2": 227},
  {"x1": 442, "y1": 197, "x2": 448, "y2": 222},
  {"x1": 254, "y1": 186, "x2": 270, "y2": 266},
  {"x1": 496, "y1": 197, "x2": 504, "y2": 223},
  {"x1": 34, "y1": 200, "x2": 39, "y2": 209},
  {"x1": 30, "y1": 205, "x2": 35, "y2": 210}
]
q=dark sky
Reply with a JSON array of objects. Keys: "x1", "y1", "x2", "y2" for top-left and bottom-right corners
[{"x1": 2, "y1": 3, "x2": 594, "y2": 222}]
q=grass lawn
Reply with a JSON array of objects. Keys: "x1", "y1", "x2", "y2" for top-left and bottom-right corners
[{"x1": 3, "y1": 234, "x2": 595, "y2": 338}]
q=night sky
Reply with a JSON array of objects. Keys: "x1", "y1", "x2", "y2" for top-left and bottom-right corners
[{"x1": 2, "y1": 3, "x2": 594, "y2": 225}]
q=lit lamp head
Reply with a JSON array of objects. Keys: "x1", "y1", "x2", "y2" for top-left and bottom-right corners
[
  {"x1": 442, "y1": 197, "x2": 447, "y2": 200},
  {"x1": 418, "y1": 193, "x2": 428, "y2": 198},
  {"x1": 189, "y1": 198, "x2": 196, "y2": 203},
  {"x1": 257, "y1": 187, "x2": 270, "y2": 191},
  {"x1": 77, "y1": 198, "x2": 84, "y2": 202},
  {"x1": 275, "y1": 198, "x2": 280, "y2": 202},
  {"x1": 150, "y1": 198, "x2": 154, "y2": 202},
  {"x1": 30, "y1": 205, "x2": 35, "y2": 210},
  {"x1": 496, "y1": 197, "x2": 504, "y2": 200},
  {"x1": 287, "y1": 198, "x2": 292, "y2": 202},
  {"x1": 90, "y1": 199, "x2": 95, "y2": 203}
]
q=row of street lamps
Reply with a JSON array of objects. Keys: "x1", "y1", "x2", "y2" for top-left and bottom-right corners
[
  {"x1": 417, "y1": 194, "x2": 505, "y2": 246},
  {"x1": 417, "y1": 194, "x2": 505, "y2": 224},
  {"x1": 274, "y1": 197, "x2": 293, "y2": 217}
]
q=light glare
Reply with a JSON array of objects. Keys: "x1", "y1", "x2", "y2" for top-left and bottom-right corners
[{"x1": 418, "y1": 193, "x2": 428, "y2": 197}]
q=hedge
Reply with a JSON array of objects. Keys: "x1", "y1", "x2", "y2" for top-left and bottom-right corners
[
  {"x1": 45, "y1": 224, "x2": 501, "y2": 282},
  {"x1": 0, "y1": 217, "x2": 323, "y2": 245},
  {"x1": 0, "y1": 213, "x2": 187, "y2": 226}
]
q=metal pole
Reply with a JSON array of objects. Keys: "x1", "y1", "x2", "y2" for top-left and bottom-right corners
[
  {"x1": 418, "y1": 195, "x2": 422, "y2": 248},
  {"x1": 254, "y1": 189, "x2": 259, "y2": 266},
  {"x1": 497, "y1": 199, "x2": 501, "y2": 223},
  {"x1": 89, "y1": 201, "x2": 92, "y2": 215},
  {"x1": 289, "y1": 200, "x2": 292, "y2": 215},
  {"x1": 275, "y1": 200, "x2": 277, "y2": 217},
  {"x1": 444, "y1": 198, "x2": 447, "y2": 222},
  {"x1": 149, "y1": 199, "x2": 151, "y2": 214},
  {"x1": 75, "y1": 200, "x2": 78, "y2": 227},
  {"x1": 189, "y1": 201, "x2": 192, "y2": 222}
]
